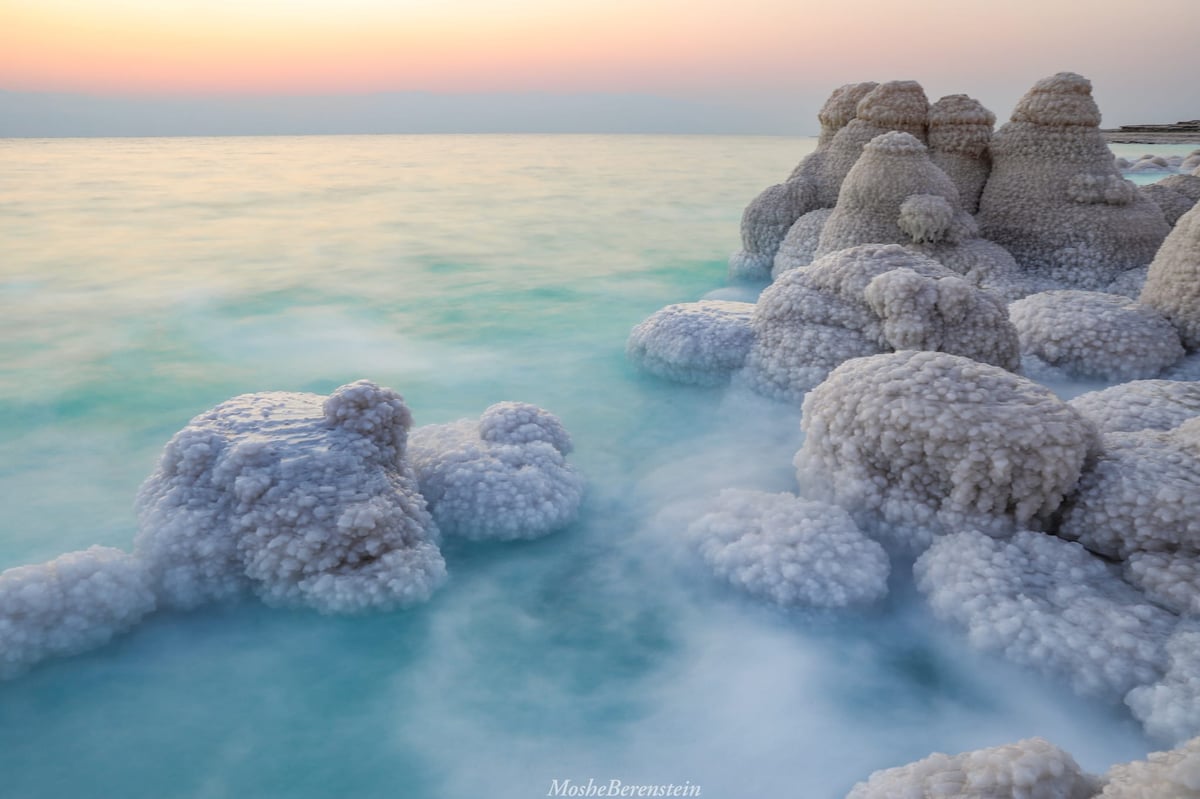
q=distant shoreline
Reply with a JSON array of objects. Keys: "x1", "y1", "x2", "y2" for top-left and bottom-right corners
[{"x1": 1102, "y1": 131, "x2": 1200, "y2": 144}]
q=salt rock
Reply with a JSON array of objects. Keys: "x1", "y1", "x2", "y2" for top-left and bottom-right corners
[
  {"x1": 0, "y1": 546, "x2": 156, "y2": 679},
  {"x1": 1142, "y1": 200, "x2": 1200, "y2": 350},
  {"x1": 688, "y1": 489, "x2": 889, "y2": 608},
  {"x1": 927, "y1": 93, "x2": 996, "y2": 214},
  {"x1": 1008, "y1": 290, "x2": 1185, "y2": 381},
  {"x1": 916, "y1": 530, "x2": 1175, "y2": 698},
  {"x1": 1058, "y1": 416, "x2": 1200, "y2": 560},
  {"x1": 626, "y1": 300, "x2": 756, "y2": 385},
  {"x1": 977, "y1": 72, "x2": 1170, "y2": 289},
  {"x1": 796, "y1": 351, "x2": 1094, "y2": 545},
  {"x1": 135, "y1": 380, "x2": 446, "y2": 614},
  {"x1": 408, "y1": 401, "x2": 584, "y2": 541},
  {"x1": 1068, "y1": 380, "x2": 1200, "y2": 434},
  {"x1": 741, "y1": 245, "x2": 1019, "y2": 403},
  {"x1": 845, "y1": 737, "x2": 1099, "y2": 799},
  {"x1": 1099, "y1": 735, "x2": 1200, "y2": 797}
]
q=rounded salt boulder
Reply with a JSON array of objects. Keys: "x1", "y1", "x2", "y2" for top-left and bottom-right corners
[
  {"x1": 1008, "y1": 290, "x2": 1185, "y2": 381},
  {"x1": 915, "y1": 530, "x2": 1176, "y2": 698},
  {"x1": 795, "y1": 351, "x2": 1095, "y2": 545},
  {"x1": 1068, "y1": 380, "x2": 1200, "y2": 434},
  {"x1": 135, "y1": 380, "x2": 446, "y2": 614},
  {"x1": 408, "y1": 402, "x2": 584, "y2": 542},
  {"x1": 1057, "y1": 416, "x2": 1200, "y2": 559},
  {"x1": 688, "y1": 489, "x2": 889, "y2": 609},
  {"x1": 741, "y1": 244, "x2": 1020, "y2": 403},
  {"x1": 0, "y1": 546, "x2": 156, "y2": 679},
  {"x1": 626, "y1": 300, "x2": 756, "y2": 386},
  {"x1": 1099, "y1": 735, "x2": 1200, "y2": 796},
  {"x1": 846, "y1": 737, "x2": 1099, "y2": 799},
  {"x1": 772, "y1": 207, "x2": 832, "y2": 276},
  {"x1": 1142, "y1": 200, "x2": 1200, "y2": 351},
  {"x1": 1125, "y1": 632, "x2": 1200, "y2": 745}
]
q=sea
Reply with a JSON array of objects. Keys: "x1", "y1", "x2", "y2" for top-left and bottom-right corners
[{"x1": 0, "y1": 134, "x2": 1193, "y2": 798}]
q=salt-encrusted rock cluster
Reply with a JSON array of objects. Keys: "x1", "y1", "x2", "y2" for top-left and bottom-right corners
[
  {"x1": 844, "y1": 735, "x2": 1200, "y2": 799},
  {"x1": 0, "y1": 380, "x2": 584, "y2": 678},
  {"x1": 1142, "y1": 201, "x2": 1200, "y2": 351}
]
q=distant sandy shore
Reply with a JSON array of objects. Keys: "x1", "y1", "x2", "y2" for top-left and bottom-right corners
[{"x1": 1102, "y1": 131, "x2": 1200, "y2": 145}]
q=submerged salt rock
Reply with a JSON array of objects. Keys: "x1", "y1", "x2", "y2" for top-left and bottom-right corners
[
  {"x1": 796, "y1": 351, "x2": 1094, "y2": 545},
  {"x1": 1008, "y1": 290, "x2": 1185, "y2": 381},
  {"x1": 0, "y1": 546, "x2": 156, "y2": 679},
  {"x1": 977, "y1": 72, "x2": 1171, "y2": 289},
  {"x1": 1126, "y1": 631, "x2": 1200, "y2": 745},
  {"x1": 730, "y1": 82, "x2": 878, "y2": 281},
  {"x1": 1099, "y1": 735, "x2": 1200, "y2": 797},
  {"x1": 1058, "y1": 416, "x2": 1200, "y2": 559},
  {"x1": 1142, "y1": 201, "x2": 1200, "y2": 350},
  {"x1": 916, "y1": 530, "x2": 1175, "y2": 698},
  {"x1": 689, "y1": 489, "x2": 889, "y2": 608},
  {"x1": 408, "y1": 402, "x2": 584, "y2": 541},
  {"x1": 845, "y1": 736, "x2": 1099, "y2": 799},
  {"x1": 1068, "y1": 380, "x2": 1200, "y2": 434},
  {"x1": 927, "y1": 94, "x2": 996, "y2": 213},
  {"x1": 135, "y1": 380, "x2": 446, "y2": 614},
  {"x1": 626, "y1": 300, "x2": 756, "y2": 385}
]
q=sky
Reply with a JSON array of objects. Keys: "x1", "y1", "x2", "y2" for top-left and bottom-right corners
[{"x1": 1, "y1": 0, "x2": 1198, "y2": 136}]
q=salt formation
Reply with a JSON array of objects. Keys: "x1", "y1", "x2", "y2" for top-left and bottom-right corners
[
  {"x1": 772, "y1": 207, "x2": 832, "y2": 277},
  {"x1": 407, "y1": 402, "x2": 584, "y2": 541},
  {"x1": 811, "y1": 130, "x2": 1027, "y2": 299},
  {"x1": 1008, "y1": 290, "x2": 1185, "y2": 381},
  {"x1": 739, "y1": 244, "x2": 1019, "y2": 402},
  {"x1": 1057, "y1": 416, "x2": 1200, "y2": 559},
  {"x1": 0, "y1": 547, "x2": 156, "y2": 679},
  {"x1": 1140, "y1": 174, "x2": 1200, "y2": 226},
  {"x1": 1068, "y1": 380, "x2": 1200, "y2": 434},
  {"x1": 977, "y1": 72, "x2": 1171, "y2": 289},
  {"x1": 926, "y1": 94, "x2": 996, "y2": 214},
  {"x1": 915, "y1": 530, "x2": 1175, "y2": 698},
  {"x1": 1126, "y1": 630, "x2": 1200, "y2": 744},
  {"x1": 795, "y1": 351, "x2": 1094, "y2": 545},
  {"x1": 1098, "y1": 735, "x2": 1200, "y2": 797},
  {"x1": 844, "y1": 737, "x2": 1099, "y2": 799},
  {"x1": 1141, "y1": 201, "x2": 1200, "y2": 350},
  {"x1": 1125, "y1": 551, "x2": 1200, "y2": 617},
  {"x1": 729, "y1": 80, "x2": 930, "y2": 280},
  {"x1": 135, "y1": 380, "x2": 447, "y2": 614},
  {"x1": 688, "y1": 489, "x2": 889, "y2": 608},
  {"x1": 625, "y1": 300, "x2": 755, "y2": 385},
  {"x1": 729, "y1": 81, "x2": 878, "y2": 281}
]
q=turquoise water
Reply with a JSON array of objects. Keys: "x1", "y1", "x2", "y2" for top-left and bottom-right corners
[{"x1": 0, "y1": 135, "x2": 1155, "y2": 798}]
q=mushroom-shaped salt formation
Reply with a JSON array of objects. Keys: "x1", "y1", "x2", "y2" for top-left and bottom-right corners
[
  {"x1": 1141, "y1": 200, "x2": 1200, "y2": 351},
  {"x1": 1068, "y1": 380, "x2": 1200, "y2": 434},
  {"x1": 1098, "y1": 735, "x2": 1200, "y2": 795},
  {"x1": 845, "y1": 737, "x2": 1099, "y2": 799},
  {"x1": 0, "y1": 547, "x2": 156, "y2": 679},
  {"x1": 625, "y1": 300, "x2": 756, "y2": 385},
  {"x1": 915, "y1": 530, "x2": 1175, "y2": 698},
  {"x1": 795, "y1": 351, "x2": 1094, "y2": 546},
  {"x1": 1126, "y1": 631, "x2": 1200, "y2": 745},
  {"x1": 1057, "y1": 416, "x2": 1200, "y2": 560},
  {"x1": 927, "y1": 93, "x2": 996, "y2": 214},
  {"x1": 728, "y1": 81, "x2": 878, "y2": 281},
  {"x1": 408, "y1": 402, "x2": 584, "y2": 541},
  {"x1": 977, "y1": 72, "x2": 1171, "y2": 289},
  {"x1": 740, "y1": 244, "x2": 1020, "y2": 403},
  {"x1": 1008, "y1": 290, "x2": 1185, "y2": 381},
  {"x1": 688, "y1": 489, "x2": 889, "y2": 609},
  {"x1": 135, "y1": 380, "x2": 446, "y2": 614},
  {"x1": 813, "y1": 131, "x2": 1027, "y2": 299},
  {"x1": 730, "y1": 80, "x2": 929, "y2": 281}
]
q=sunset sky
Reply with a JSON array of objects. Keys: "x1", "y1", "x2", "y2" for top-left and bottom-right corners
[{"x1": 2, "y1": 0, "x2": 1197, "y2": 135}]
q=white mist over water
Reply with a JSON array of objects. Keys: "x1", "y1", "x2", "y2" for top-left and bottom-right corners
[{"x1": 0, "y1": 134, "x2": 1167, "y2": 797}]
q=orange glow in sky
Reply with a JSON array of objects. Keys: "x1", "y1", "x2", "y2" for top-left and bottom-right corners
[{"x1": 2, "y1": 0, "x2": 1198, "y2": 99}]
